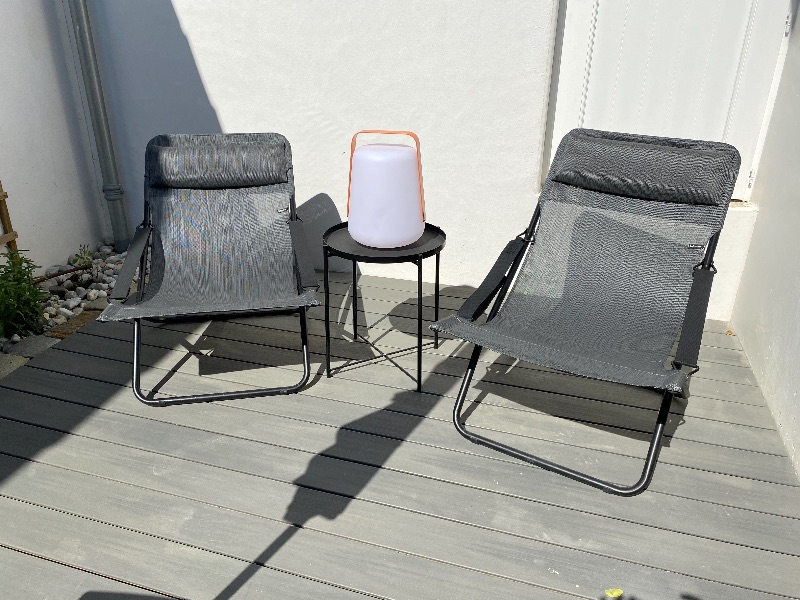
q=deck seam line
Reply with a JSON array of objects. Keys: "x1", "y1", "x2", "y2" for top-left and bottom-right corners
[
  {"x1": 0, "y1": 541, "x2": 184, "y2": 599},
  {"x1": 84, "y1": 321, "x2": 765, "y2": 400},
  {"x1": 3, "y1": 368, "x2": 791, "y2": 486},
  {"x1": 0, "y1": 485, "x2": 588, "y2": 600},
  {"x1": 4, "y1": 403, "x2": 800, "y2": 522},
  {"x1": 6, "y1": 445, "x2": 798, "y2": 567},
  {"x1": 0, "y1": 460, "x2": 793, "y2": 598},
  {"x1": 3, "y1": 364, "x2": 794, "y2": 484},
  {"x1": 48, "y1": 333, "x2": 775, "y2": 433},
  {"x1": 0, "y1": 494, "x2": 390, "y2": 600},
  {"x1": 16, "y1": 353, "x2": 782, "y2": 459},
  {"x1": 81, "y1": 321, "x2": 769, "y2": 403}
]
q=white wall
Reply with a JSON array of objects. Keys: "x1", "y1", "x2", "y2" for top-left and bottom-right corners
[
  {"x1": 88, "y1": 0, "x2": 559, "y2": 284},
  {"x1": 0, "y1": 0, "x2": 110, "y2": 272},
  {"x1": 732, "y1": 12, "x2": 800, "y2": 477}
]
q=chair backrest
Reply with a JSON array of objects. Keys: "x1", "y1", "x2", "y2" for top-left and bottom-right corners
[
  {"x1": 143, "y1": 133, "x2": 300, "y2": 301},
  {"x1": 499, "y1": 129, "x2": 740, "y2": 366}
]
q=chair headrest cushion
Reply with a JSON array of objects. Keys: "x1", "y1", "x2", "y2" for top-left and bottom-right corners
[
  {"x1": 147, "y1": 135, "x2": 290, "y2": 189},
  {"x1": 550, "y1": 130, "x2": 740, "y2": 206}
]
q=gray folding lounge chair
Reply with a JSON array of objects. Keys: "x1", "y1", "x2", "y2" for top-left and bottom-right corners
[
  {"x1": 432, "y1": 128, "x2": 740, "y2": 496},
  {"x1": 99, "y1": 133, "x2": 319, "y2": 406}
]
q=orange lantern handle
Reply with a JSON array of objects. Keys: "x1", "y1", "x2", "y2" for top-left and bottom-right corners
[{"x1": 347, "y1": 130, "x2": 425, "y2": 220}]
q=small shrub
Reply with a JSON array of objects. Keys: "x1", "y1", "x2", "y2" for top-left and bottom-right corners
[
  {"x1": 68, "y1": 243, "x2": 94, "y2": 268},
  {"x1": 0, "y1": 249, "x2": 48, "y2": 338}
]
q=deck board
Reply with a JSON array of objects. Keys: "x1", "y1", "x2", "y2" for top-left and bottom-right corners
[
  {"x1": 1, "y1": 399, "x2": 795, "y2": 599},
  {"x1": 1, "y1": 274, "x2": 798, "y2": 600}
]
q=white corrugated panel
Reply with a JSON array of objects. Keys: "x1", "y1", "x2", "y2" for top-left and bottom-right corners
[{"x1": 548, "y1": 0, "x2": 790, "y2": 200}]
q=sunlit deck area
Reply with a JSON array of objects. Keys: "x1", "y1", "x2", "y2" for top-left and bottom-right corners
[{"x1": 1, "y1": 272, "x2": 798, "y2": 600}]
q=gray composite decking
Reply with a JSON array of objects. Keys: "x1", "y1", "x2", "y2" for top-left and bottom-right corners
[{"x1": 1, "y1": 272, "x2": 798, "y2": 600}]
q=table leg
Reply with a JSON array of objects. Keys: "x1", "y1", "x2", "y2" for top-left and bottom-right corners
[
  {"x1": 352, "y1": 260, "x2": 358, "y2": 340},
  {"x1": 434, "y1": 252, "x2": 440, "y2": 349},
  {"x1": 324, "y1": 247, "x2": 331, "y2": 378},
  {"x1": 417, "y1": 258, "x2": 422, "y2": 392}
]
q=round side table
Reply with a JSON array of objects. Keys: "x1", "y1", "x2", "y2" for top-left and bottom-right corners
[{"x1": 322, "y1": 222, "x2": 446, "y2": 392}]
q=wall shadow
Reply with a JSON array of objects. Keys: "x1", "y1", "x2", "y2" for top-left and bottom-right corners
[
  {"x1": 0, "y1": 0, "x2": 223, "y2": 488},
  {"x1": 296, "y1": 193, "x2": 351, "y2": 273},
  {"x1": 88, "y1": 0, "x2": 224, "y2": 223}
]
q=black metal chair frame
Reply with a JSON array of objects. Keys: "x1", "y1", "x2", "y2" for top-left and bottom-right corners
[
  {"x1": 110, "y1": 149, "x2": 317, "y2": 407},
  {"x1": 451, "y1": 203, "x2": 720, "y2": 497}
]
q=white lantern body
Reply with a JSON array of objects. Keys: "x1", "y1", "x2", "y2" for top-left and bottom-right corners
[{"x1": 348, "y1": 143, "x2": 424, "y2": 248}]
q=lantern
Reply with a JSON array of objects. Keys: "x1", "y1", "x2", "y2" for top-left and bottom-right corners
[{"x1": 347, "y1": 130, "x2": 425, "y2": 248}]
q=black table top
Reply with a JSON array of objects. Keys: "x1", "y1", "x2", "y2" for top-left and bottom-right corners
[{"x1": 323, "y1": 222, "x2": 446, "y2": 263}]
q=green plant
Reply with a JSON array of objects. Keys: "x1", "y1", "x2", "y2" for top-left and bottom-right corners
[
  {"x1": 0, "y1": 249, "x2": 48, "y2": 338},
  {"x1": 68, "y1": 243, "x2": 94, "y2": 268}
]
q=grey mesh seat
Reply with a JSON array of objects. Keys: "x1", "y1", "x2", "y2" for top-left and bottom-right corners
[
  {"x1": 432, "y1": 129, "x2": 740, "y2": 496},
  {"x1": 99, "y1": 133, "x2": 319, "y2": 406}
]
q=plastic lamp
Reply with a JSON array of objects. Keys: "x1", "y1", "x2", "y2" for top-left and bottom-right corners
[{"x1": 347, "y1": 130, "x2": 425, "y2": 248}]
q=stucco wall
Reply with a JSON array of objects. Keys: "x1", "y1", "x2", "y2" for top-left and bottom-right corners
[
  {"x1": 88, "y1": 0, "x2": 558, "y2": 284},
  {"x1": 732, "y1": 16, "x2": 800, "y2": 476},
  {"x1": 0, "y1": 0, "x2": 109, "y2": 272}
]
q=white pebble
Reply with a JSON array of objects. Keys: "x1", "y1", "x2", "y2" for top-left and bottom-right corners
[
  {"x1": 73, "y1": 307, "x2": 83, "y2": 316},
  {"x1": 10, "y1": 334, "x2": 21, "y2": 343},
  {"x1": 64, "y1": 290, "x2": 77, "y2": 300},
  {"x1": 64, "y1": 297, "x2": 82, "y2": 310},
  {"x1": 97, "y1": 290, "x2": 108, "y2": 298},
  {"x1": 58, "y1": 308, "x2": 74, "y2": 318},
  {"x1": 86, "y1": 289, "x2": 99, "y2": 301}
]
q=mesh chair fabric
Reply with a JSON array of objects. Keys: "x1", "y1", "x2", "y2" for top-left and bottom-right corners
[
  {"x1": 550, "y1": 130, "x2": 739, "y2": 206},
  {"x1": 433, "y1": 129, "x2": 740, "y2": 396},
  {"x1": 147, "y1": 133, "x2": 291, "y2": 189},
  {"x1": 100, "y1": 133, "x2": 317, "y2": 322}
]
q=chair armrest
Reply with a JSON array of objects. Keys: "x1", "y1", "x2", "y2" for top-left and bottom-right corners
[
  {"x1": 458, "y1": 238, "x2": 526, "y2": 321},
  {"x1": 110, "y1": 224, "x2": 152, "y2": 302},
  {"x1": 674, "y1": 266, "x2": 715, "y2": 371},
  {"x1": 288, "y1": 220, "x2": 319, "y2": 291}
]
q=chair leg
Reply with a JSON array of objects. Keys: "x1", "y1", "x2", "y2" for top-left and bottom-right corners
[
  {"x1": 131, "y1": 308, "x2": 312, "y2": 406},
  {"x1": 453, "y1": 344, "x2": 673, "y2": 496}
]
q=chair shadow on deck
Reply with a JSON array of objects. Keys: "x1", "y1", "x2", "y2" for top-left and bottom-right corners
[{"x1": 465, "y1": 355, "x2": 686, "y2": 450}]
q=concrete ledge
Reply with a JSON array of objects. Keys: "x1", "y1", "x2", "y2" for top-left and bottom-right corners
[{"x1": 0, "y1": 354, "x2": 28, "y2": 381}]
